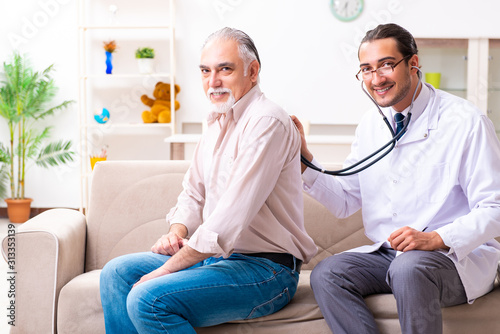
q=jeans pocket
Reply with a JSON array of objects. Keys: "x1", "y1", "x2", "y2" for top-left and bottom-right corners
[{"x1": 245, "y1": 287, "x2": 291, "y2": 319}]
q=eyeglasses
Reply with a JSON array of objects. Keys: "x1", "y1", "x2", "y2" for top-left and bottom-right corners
[{"x1": 356, "y1": 55, "x2": 411, "y2": 81}]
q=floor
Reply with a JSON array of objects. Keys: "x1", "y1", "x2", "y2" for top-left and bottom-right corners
[{"x1": 1, "y1": 218, "x2": 16, "y2": 333}]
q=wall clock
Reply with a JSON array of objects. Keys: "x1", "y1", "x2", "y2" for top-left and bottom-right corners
[{"x1": 330, "y1": 0, "x2": 364, "y2": 22}]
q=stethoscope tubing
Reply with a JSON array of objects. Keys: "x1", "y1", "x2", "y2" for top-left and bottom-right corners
[
  {"x1": 301, "y1": 67, "x2": 422, "y2": 176},
  {"x1": 300, "y1": 113, "x2": 411, "y2": 176}
]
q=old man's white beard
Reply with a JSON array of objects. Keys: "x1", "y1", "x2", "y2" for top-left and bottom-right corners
[{"x1": 207, "y1": 87, "x2": 236, "y2": 114}]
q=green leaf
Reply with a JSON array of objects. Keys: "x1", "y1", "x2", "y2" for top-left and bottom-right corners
[
  {"x1": 0, "y1": 143, "x2": 10, "y2": 163},
  {"x1": 25, "y1": 127, "x2": 50, "y2": 160},
  {"x1": 0, "y1": 142, "x2": 9, "y2": 199},
  {"x1": 35, "y1": 140, "x2": 75, "y2": 168},
  {"x1": 0, "y1": 164, "x2": 8, "y2": 200},
  {"x1": 135, "y1": 47, "x2": 155, "y2": 58}
]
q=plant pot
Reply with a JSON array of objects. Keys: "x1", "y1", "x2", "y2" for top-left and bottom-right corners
[
  {"x1": 137, "y1": 58, "x2": 154, "y2": 74},
  {"x1": 5, "y1": 198, "x2": 33, "y2": 223}
]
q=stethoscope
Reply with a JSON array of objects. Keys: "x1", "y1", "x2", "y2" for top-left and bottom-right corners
[{"x1": 301, "y1": 67, "x2": 422, "y2": 176}]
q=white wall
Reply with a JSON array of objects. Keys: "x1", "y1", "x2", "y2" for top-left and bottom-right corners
[{"x1": 1, "y1": 0, "x2": 499, "y2": 209}]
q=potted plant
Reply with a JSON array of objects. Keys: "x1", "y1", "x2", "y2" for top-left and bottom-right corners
[
  {"x1": 135, "y1": 47, "x2": 155, "y2": 74},
  {"x1": 0, "y1": 53, "x2": 75, "y2": 223}
]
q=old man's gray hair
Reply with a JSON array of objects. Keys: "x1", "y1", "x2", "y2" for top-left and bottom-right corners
[{"x1": 203, "y1": 27, "x2": 261, "y2": 76}]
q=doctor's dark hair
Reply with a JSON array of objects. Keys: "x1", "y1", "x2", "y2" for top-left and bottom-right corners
[
  {"x1": 359, "y1": 23, "x2": 419, "y2": 61},
  {"x1": 202, "y1": 27, "x2": 261, "y2": 75}
]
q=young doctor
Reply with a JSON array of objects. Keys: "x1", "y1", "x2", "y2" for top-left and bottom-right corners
[{"x1": 293, "y1": 23, "x2": 500, "y2": 334}]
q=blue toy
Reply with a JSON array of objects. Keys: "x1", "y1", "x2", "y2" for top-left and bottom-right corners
[{"x1": 94, "y1": 108, "x2": 110, "y2": 124}]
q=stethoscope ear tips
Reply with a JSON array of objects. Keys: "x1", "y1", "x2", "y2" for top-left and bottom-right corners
[{"x1": 411, "y1": 66, "x2": 422, "y2": 79}]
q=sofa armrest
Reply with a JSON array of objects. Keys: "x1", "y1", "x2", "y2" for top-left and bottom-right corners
[{"x1": 1, "y1": 209, "x2": 87, "y2": 334}]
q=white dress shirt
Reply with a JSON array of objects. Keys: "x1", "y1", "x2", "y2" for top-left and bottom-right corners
[
  {"x1": 167, "y1": 85, "x2": 317, "y2": 263},
  {"x1": 303, "y1": 83, "x2": 500, "y2": 302}
]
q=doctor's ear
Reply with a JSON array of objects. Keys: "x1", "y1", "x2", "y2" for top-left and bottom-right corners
[
  {"x1": 409, "y1": 54, "x2": 420, "y2": 70},
  {"x1": 411, "y1": 65, "x2": 422, "y2": 79}
]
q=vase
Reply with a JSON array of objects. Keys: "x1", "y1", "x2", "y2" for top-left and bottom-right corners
[
  {"x1": 137, "y1": 58, "x2": 154, "y2": 74},
  {"x1": 5, "y1": 198, "x2": 33, "y2": 223},
  {"x1": 105, "y1": 51, "x2": 113, "y2": 74}
]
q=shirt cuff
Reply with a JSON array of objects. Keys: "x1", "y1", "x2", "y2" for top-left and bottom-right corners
[
  {"x1": 435, "y1": 227, "x2": 456, "y2": 257},
  {"x1": 187, "y1": 225, "x2": 227, "y2": 257},
  {"x1": 166, "y1": 206, "x2": 200, "y2": 238}
]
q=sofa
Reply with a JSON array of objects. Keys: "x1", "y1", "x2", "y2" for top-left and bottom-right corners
[{"x1": 3, "y1": 160, "x2": 500, "y2": 334}]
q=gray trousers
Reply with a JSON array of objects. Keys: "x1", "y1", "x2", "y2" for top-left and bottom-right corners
[{"x1": 310, "y1": 247, "x2": 467, "y2": 334}]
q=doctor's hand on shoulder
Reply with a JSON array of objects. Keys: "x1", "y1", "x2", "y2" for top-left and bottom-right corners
[{"x1": 388, "y1": 226, "x2": 449, "y2": 252}]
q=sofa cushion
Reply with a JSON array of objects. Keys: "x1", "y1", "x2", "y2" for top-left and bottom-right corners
[
  {"x1": 58, "y1": 270, "x2": 104, "y2": 334},
  {"x1": 86, "y1": 161, "x2": 189, "y2": 271},
  {"x1": 302, "y1": 193, "x2": 372, "y2": 270}
]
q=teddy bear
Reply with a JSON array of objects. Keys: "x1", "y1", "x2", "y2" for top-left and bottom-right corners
[{"x1": 141, "y1": 82, "x2": 181, "y2": 123}]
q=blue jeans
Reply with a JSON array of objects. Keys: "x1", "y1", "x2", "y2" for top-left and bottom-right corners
[{"x1": 100, "y1": 252, "x2": 300, "y2": 334}]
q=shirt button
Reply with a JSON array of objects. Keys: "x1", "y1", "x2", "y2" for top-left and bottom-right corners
[
  {"x1": 393, "y1": 180, "x2": 397, "y2": 184},
  {"x1": 393, "y1": 213, "x2": 397, "y2": 217}
]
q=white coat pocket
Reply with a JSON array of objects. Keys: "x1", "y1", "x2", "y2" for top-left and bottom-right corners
[{"x1": 416, "y1": 162, "x2": 450, "y2": 204}]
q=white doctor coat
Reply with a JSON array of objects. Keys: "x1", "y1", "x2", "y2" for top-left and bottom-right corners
[{"x1": 303, "y1": 83, "x2": 500, "y2": 302}]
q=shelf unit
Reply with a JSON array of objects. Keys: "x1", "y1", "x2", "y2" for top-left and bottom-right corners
[
  {"x1": 416, "y1": 38, "x2": 468, "y2": 98},
  {"x1": 77, "y1": 0, "x2": 177, "y2": 212},
  {"x1": 488, "y1": 39, "x2": 500, "y2": 138},
  {"x1": 416, "y1": 37, "x2": 500, "y2": 139}
]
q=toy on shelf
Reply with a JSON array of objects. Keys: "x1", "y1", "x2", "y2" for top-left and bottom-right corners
[
  {"x1": 94, "y1": 108, "x2": 110, "y2": 124},
  {"x1": 141, "y1": 81, "x2": 180, "y2": 123}
]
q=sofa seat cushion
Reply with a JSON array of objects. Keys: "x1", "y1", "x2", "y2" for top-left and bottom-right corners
[{"x1": 57, "y1": 270, "x2": 105, "y2": 334}]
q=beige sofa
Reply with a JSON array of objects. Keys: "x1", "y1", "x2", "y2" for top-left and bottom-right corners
[{"x1": 4, "y1": 160, "x2": 500, "y2": 334}]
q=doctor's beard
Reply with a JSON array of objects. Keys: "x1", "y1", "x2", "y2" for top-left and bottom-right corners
[{"x1": 207, "y1": 87, "x2": 236, "y2": 114}]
